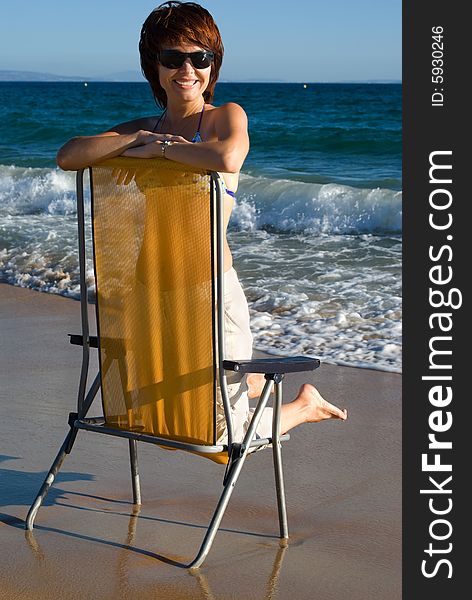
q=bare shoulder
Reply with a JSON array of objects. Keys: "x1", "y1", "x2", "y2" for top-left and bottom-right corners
[
  {"x1": 106, "y1": 115, "x2": 161, "y2": 135},
  {"x1": 208, "y1": 102, "x2": 247, "y2": 123},
  {"x1": 206, "y1": 103, "x2": 248, "y2": 139}
]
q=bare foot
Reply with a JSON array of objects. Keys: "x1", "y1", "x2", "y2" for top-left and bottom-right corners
[
  {"x1": 247, "y1": 373, "x2": 272, "y2": 399},
  {"x1": 297, "y1": 383, "x2": 347, "y2": 422}
]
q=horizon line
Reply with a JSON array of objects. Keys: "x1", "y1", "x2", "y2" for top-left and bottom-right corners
[
  {"x1": 0, "y1": 79, "x2": 403, "y2": 84},
  {"x1": 0, "y1": 69, "x2": 402, "y2": 85}
]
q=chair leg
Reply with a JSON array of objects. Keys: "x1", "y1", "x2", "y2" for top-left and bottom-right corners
[
  {"x1": 187, "y1": 379, "x2": 275, "y2": 569},
  {"x1": 273, "y1": 381, "x2": 289, "y2": 539},
  {"x1": 187, "y1": 441, "x2": 248, "y2": 570},
  {"x1": 128, "y1": 439, "x2": 141, "y2": 505},
  {"x1": 272, "y1": 439, "x2": 289, "y2": 539},
  {"x1": 25, "y1": 425, "x2": 78, "y2": 530}
]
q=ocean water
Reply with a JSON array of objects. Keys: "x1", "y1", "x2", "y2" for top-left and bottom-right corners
[{"x1": 0, "y1": 82, "x2": 402, "y2": 372}]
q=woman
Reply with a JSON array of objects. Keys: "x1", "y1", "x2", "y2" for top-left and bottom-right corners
[{"x1": 57, "y1": 1, "x2": 347, "y2": 442}]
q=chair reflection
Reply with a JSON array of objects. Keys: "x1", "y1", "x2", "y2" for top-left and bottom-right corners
[{"x1": 25, "y1": 505, "x2": 288, "y2": 600}]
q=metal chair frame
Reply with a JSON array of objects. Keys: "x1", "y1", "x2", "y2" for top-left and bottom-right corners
[{"x1": 25, "y1": 163, "x2": 319, "y2": 568}]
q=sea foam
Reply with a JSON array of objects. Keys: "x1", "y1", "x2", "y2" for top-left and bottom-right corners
[
  {"x1": 0, "y1": 164, "x2": 402, "y2": 372},
  {"x1": 0, "y1": 165, "x2": 79, "y2": 216},
  {"x1": 232, "y1": 173, "x2": 402, "y2": 234},
  {"x1": 0, "y1": 165, "x2": 401, "y2": 235}
]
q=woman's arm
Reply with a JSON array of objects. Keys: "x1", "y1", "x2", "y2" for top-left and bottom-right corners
[
  {"x1": 122, "y1": 103, "x2": 250, "y2": 173},
  {"x1": 56, "y1": 119, "x2": 186, "y2": 171},
  {"x1": 56, "y1": 131, "x2": 141, "y2": 171}
]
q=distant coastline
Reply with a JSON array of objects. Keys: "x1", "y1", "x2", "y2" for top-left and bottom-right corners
[
  {"x1": 0, "y1": 69, "x2": 402, "y2": 84},
  {"x1": 0, "y1": 69, "x2": 145, "y2": 82}
]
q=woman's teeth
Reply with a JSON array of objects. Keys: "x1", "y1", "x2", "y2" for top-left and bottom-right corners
[{"x1": 175, "y1": 80, "x2": 197, "y2": 88}]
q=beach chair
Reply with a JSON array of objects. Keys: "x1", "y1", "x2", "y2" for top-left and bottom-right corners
[{"x1": 25, "y1": 158, "x2": 319, "y2": 568}]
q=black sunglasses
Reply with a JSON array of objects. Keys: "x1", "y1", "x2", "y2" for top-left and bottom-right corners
[{"x1": 158, "y1": 49, "x2": 215, "y2": 69}]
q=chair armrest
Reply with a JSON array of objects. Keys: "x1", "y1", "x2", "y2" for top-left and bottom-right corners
[
  {"x1": 68, "y1": 334, "x2": 98, "y2": 348},
  {"x1": 223, "y1": 356, "x2": 320, "y2": 374}
]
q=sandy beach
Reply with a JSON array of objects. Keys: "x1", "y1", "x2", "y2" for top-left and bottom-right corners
[{"x1": 0, "y1": 283, "x2": 401, "y2": 600}]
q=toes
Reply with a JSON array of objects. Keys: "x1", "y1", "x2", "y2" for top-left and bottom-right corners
[
  {"x1": 297, "y1": 383, "x2": 348, "y2": 422},
  {"x1": 323, "y1": 399, "x2": 348, "y2": 420}
]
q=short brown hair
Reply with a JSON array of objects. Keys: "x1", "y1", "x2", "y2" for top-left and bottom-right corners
[{"x1": 139, "y1": 2, "x2": 224, "y2": 108}]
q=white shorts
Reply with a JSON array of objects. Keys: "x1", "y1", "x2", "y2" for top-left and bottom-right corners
[{"x1": 215, "y1": 268, "x2": 273, "y2": 445}]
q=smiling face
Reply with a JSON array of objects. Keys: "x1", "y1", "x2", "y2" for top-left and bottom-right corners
[
  {"x1": 158, "y1": 44, "x2": 211, "y2": 106},
  {"x1": 139, "y1": 3, "x2": 224, "y2": 108}
]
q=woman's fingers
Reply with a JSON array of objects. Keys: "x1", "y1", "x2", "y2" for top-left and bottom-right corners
[
  {"x1": 112, "y1": 167, "x2": 136, "y2": 185},
  {"x1": 123, "y1": 169, "x2": 135, "y2": 185},
  {"x1": 170, "y1": 135, "x2": 190, "y2": 143},
  {"x1": 140, "y1": 132, "x2": 188, "y2": 144},
  {"x1": 115, "y1": 168, "x2": 127, "y2": 184}
]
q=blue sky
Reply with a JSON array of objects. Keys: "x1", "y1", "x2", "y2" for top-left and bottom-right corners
[{"x1": 1, "y1": 0, "x2": 401, "y2": 81}]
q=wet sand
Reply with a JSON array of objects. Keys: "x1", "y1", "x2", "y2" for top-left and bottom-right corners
[{"x1": 0, "y1": 283, "x2": 401, "y2": 600}]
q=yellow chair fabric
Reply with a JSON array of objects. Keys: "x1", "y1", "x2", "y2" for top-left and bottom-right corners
[{"x1": 91, "y1": 158, "x2": 217, "y2": 447}]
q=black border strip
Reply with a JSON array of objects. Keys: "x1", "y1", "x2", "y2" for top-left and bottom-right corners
[{"x1": 403, "y1": 2, "x2": 466, "y2": 596}]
